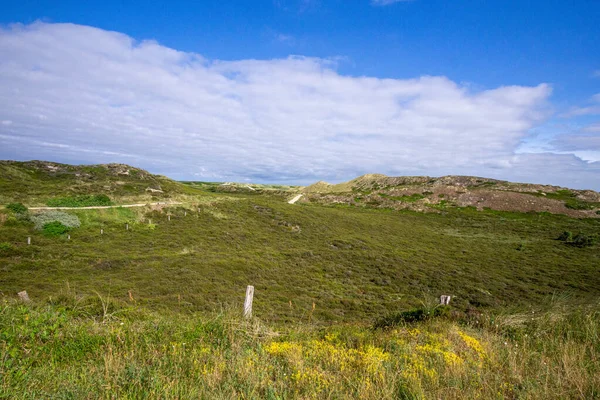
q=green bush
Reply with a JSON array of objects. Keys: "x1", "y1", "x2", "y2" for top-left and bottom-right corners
[
  {"x1": 564, "y1": 199, "x2": 594, "y2": 210},
  {"x1": 6, "y1": 203, "x2": 28, "y2": 214},
  {"x1": 30, "y1": 211, "x2": 81, "y2": 231},
  {"x1": 571, "y1": 234, "x2": 596, "y2": 248},
  {"x1": 373, "y1": 306, "x2": 448, "y2": 329},
  {"x1": 42, "y1": 221, "x2": 70, "y2": 236},
  {"x1": 46, "y1": 195, "x2": 112, "y2": 207},
  {"x1": 0, "y1": 242, "x2": 15, "y2": 255},
  {"x1": 558, "y1": 231, "x2": 573, "y2": 242}
]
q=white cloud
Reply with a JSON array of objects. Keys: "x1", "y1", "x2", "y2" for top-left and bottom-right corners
[
  {"x1": 371, "y1": 0, "x2": 412, "y2": 5},
  {"x1": 561, "y1": 94, "x2": 600, "y2": 117},
  {"x1": 0, "y1": 22, "x2": 599, "y2": 189}
]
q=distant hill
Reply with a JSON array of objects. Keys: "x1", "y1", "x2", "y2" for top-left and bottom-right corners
[
  {"x1": 0, "y1": 160, "x2": 198, "y2": 205},
  {"x1": 303, "y1": 174, "x2": 600, "y2": 218}
]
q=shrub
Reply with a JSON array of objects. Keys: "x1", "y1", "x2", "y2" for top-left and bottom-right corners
[
  {"x1": 558, "y1": 231, "x2": 573, "y2": 242},
  {"x1": 0, "y1": 242, "x2": 15, "y2": 255},
  {"x1": 571, "y1": 234, "x2": 596, "y2": 248},
  {"x1": 565, "y1": 199, "x2": 594, "y2": 210},
  {"x1": 373, "y1": 306, "x2": 448, "y2": 329},
  {"x1": 42, "y1": 221, "x2": 70, "y2": 236},
  {"x1": 46, "y1": 195, "x2": 112, "y2": 207},
  {"x1": 6, "y1": 203, "x2": 28, "y2": 214},
  {"x1": 30, "y1": 211, "x2": 81, "y2": 231}
]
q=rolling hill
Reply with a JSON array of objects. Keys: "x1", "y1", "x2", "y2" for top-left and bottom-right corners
[
  {"x1": 1, "y1": 161, "x2": 599, "y2": 398},
  {"x1": 302, "y1": 174, "x2": 600, "y2": 218}
]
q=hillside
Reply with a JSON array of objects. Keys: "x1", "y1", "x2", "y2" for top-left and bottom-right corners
[
  {"x1": 303, "y1": 174, "x2": 600, "y2": 218},
  {"x1": 1, "y1": 161, "x2": 600, "y2": 398},
  {"x1": 0, "y1": 160, "x2": 199, "y2": 205}
]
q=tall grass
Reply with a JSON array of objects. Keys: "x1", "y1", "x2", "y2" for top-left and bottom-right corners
[{"x1": 1, "y1": 295, "x2": 598, "y2": 399}]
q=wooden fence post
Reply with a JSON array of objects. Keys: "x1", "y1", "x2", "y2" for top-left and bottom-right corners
[
  {"x1": 244, "y1": 285, "x2": 254, "y2": 318},
  {"x1": 184, "y1": 211, "x2": 187, "y2": 217},
  {"x1": 101, "y1": 229, "x2": 104, "y2": 235},
  {"x1": 27, "y1": 237, "x2": 31, "y2": 245},
  {"x1": 67, "y1": 234, "x2": 71, "y2": 240},
  {"x1": 126, "y1": 223, "x2": 129, "y2": 230},
  {"x1": 168, "y1": 215, "x2": 171, "y2": 221}
]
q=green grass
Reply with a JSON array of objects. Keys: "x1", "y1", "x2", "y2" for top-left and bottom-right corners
[
  {"x1": 2, "y1": 162, "x2": 600, "y2": 397},
  {"x1": 46, "y1": 194, "x2": 113, "y2": 207},
  {"x1": 1, "y1": 193, "x2": 599, "y2": 322},
  {"x1": 0, "y1": 297, "x2": 598, "y2": 399},
  {"x1": 519, "y1": 189, "x2": 600, "y2": 210},
  {"x1": 0, "y1": 161, "x2": 203, "y2": 205}
]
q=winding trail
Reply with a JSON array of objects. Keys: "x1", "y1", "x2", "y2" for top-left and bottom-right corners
[{"x1": 28, "y1": 202, "x2": 182, "y2": 211}]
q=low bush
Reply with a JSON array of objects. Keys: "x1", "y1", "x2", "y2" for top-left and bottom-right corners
[
  {"x1": 42, "y1": 221, "x2": 70, "y2": 236},
  {"x1": 373, "y1": 306, "x2": 449, "y2": 329},
  {"x1": 0, "y1": 241, "x2": 15, "y2": 255},
  {"x1": 6, "y1": 202, "x2": 28, "y2": 214},
  {"x1": 30, "y1": 211, "x2": 81, "y2": 231},
  {"x1": 571, "y1": 234, "x2": 597, "y2": 248},
  {"x1": 558, "y1": 231, "x2": 597, "y2": 248},
  {"x1": 557, "y1": 231, "x2": 573, "y2": 242},
  {"x1": 46, "y1": 194, "x2": 112, "y2": 207}
]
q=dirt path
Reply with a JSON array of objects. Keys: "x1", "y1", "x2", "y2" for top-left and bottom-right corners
[
  {"x1": 28, "y1": 202, "x2": 182, "y2": 211},
  {"x1": 288, "y1": 194, "x2": 303, "y2": 204}
]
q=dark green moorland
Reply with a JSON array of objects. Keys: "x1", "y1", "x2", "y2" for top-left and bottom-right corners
[{"x1": 1, "y1": 184, "x2": 599, "y2": 323}]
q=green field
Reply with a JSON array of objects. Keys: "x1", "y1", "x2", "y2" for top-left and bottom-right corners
[
  {"x1": 2, "y1": 194, "x2": 599, "y2": 322},
  {"x1": 1, "y1": 162, "x2": 600, "y2": 398}
]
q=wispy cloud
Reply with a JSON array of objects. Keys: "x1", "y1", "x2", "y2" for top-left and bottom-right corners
[
  {"x1": 0, "y1": 22, "x2": 598, "y2": 188},
  {"x1": 274, "y1": 33, "x2": 294, "y2": 44},
  {"x1": 371, "y1": 0, "x2": 413, "y2": 6},
  {"x1": 561, "y1": 93, "x2": 600, "y2": 117}
]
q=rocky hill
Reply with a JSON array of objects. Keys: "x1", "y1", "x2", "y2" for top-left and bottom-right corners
[
  {"x1": 303, "y1": 174, "x2": 600, "y2": 218},
  {"x1": 0, "y1": 160, "x2": 196, "y2": 205}
]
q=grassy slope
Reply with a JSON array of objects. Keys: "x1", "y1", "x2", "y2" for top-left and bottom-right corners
[
  {"x1": 1, "y1": 299, "x2": 598, "y2": 399},
  {"x1": 0, "y1": 161, "x2": 200, "y2": 205},
  {"x1": 2, "y1": 162, "x2": 600, "y2": 398},
  {"x1": 1, "y1": 192, "x2": 599, "y2": 323}
]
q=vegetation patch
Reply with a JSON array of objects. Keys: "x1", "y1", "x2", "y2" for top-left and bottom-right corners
[
  {"x1": 373, "y1": 306, "x2": 449, "y2": 329},
  {"x1": 30, "y1": 210, "x2": 81, "y2": 231},
  {"x1": 46, "y1": 194, "x2": 112, "y2": 207},
  {"x1": 42, "y1": 221, "x2": 71, "y2": 236},
  {"x1": 6, "y1": 202, "x2": 28, "y2": 214},
  {"x1": 558, "y1": 230, "x2": 597, "y2": 248}
]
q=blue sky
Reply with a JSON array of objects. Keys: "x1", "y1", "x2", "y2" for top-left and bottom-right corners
[{"x1": 1, "y1": 0, "x2": 599, "y2": 188}]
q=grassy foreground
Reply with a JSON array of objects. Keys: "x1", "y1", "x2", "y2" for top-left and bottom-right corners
[{"x1": 1, "y1": 296, "x2": 598, "y2": 399}]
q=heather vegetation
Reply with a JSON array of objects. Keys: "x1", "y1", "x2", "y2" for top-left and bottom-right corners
[
  {"x1": 1, "y1": 162, "x2": 599, "y2": 398},
  {"x1": 46, "y1": 194, "x2": 112, "y2": 207}
]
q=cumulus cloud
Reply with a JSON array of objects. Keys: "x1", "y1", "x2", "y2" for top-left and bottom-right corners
[{"x1": 0, "y1": 22, "x2": 598, "y2": 188}]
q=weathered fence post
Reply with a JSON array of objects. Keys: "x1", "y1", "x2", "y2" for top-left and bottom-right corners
[
  {"x1": 101, "y1": 229, "x2": 104, "y2": 235},
  {"x1": 18, "y1": 290, "x2": 30, "y2": 302},
  {"x1": 440, "y1": 295, "x2": 451, "y2": 305},
  {"x1": 184, "y1": 211, "x2": 187, "y2": 217},
  {"x1": 67, "y1": 234, "x2": 71, "y2": 240},
  {"x1": 168, "y1": 215, "x2": 171, "y2": 221},
  {"x1": 126, "y1": 223, "x2": 129, "y2": 231},
  {"x1": 244, "y1": 285, "x2": 254, "y2": 318},
  {"x1": 27, "y1": 237, "x2": 31, "y2": 245}
]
